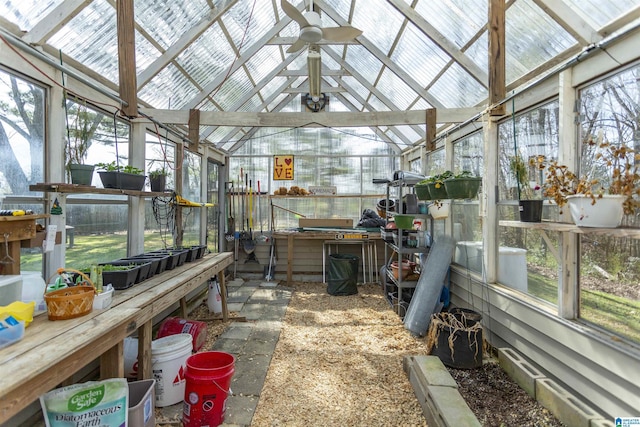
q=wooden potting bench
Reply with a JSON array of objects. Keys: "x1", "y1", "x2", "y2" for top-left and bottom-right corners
[{"x1": 0, "y1": 251, "x2": 233, "y2": 424}]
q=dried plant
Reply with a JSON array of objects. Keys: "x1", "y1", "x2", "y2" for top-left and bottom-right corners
[{"x1": 542, "y1": 138, "x2": 640, "y2": 215}]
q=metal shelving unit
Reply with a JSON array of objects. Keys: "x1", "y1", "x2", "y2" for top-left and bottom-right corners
[{"x1": 382, "y1": 179, "x2": 433, "y2": 317}]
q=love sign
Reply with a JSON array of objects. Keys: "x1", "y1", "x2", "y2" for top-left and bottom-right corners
[{"x1": 273, "y1": 155, "x2": 294, "y2": 181}]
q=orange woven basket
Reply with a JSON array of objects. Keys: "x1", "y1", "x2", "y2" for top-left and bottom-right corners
[{"x1": 44, "y1": 268, "x2": 97, "y2": 321}]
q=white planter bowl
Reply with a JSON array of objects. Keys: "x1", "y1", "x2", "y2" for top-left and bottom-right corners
[
  {"x1": 428, "y1": 200, "x2": 451, "y2": 219},
  {"x1": 566, "y1": 194, "x2": 625, "y2": 228}
]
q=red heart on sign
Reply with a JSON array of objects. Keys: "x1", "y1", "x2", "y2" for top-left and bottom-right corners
[{"x1": 284, "y1": 158, "x2": 292, "y2": 165}]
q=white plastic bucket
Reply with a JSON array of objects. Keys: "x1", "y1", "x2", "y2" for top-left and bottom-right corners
[{"x1": 152, "y1": 333, "x2": 193, "y2": 407}]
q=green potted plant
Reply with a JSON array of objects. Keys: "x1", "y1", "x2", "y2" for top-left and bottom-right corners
[
  {"x1": 65, "y1": 102, "x2": 99, "y2": 185},
  {"x1": 542, "y1": 136, "x2": 640, "y2": 228},
  {"x1": 443, "y1": 170, "x2": 482, "y2": 199},
  {"x1": 96, "y1": 161, "x2": 146, "y2": 191},
  {"x1": 509, "y1": 155, "x2": 544, "y2": 222},
  {"x1": 148, "y1": 167, "x2": 168, "y2": 192}
]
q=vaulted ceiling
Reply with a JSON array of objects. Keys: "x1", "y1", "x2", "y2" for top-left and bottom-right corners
[{"x1": 1, "y1": 0, "x2": 639, "y2": 153}]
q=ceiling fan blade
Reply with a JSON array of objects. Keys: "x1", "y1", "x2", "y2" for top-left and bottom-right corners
[
  {"x1": 321, "y1": 26, "x2": 363, "y2": 42},
  {"x1": 281, "y1": 0, "x2": 309, "y2": 28},
  {"x1": 286, "y1": 38, "x2": 308, "y2": 53}
]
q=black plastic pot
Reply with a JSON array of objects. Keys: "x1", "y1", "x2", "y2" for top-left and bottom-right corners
[
  {"x1": 98, "y1": 171, "x2": 146, "y2": 191},
  {"x1": 149, "y1": 175, "x2": 166, "y2": 192},
  {"x1": 518, "y1": 199, "x2": 543, "y2": 222},
  {"x1": 121, "y1": 256, "x2": 166, "y2": 277},
  {"x1": 428, "y1": 311, "x2": 483, "y2": 369}
]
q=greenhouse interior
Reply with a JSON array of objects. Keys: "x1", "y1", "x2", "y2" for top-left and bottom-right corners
[{"x1": 0, "y1": 0, "x2": 639, "y2": 426}]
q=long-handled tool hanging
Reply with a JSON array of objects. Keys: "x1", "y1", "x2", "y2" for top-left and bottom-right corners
[{"x1": 244, "y1": 178, "x2": 259, "y2": 263}]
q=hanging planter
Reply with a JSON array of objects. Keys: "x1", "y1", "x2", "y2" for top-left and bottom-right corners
[
  {"x1": 566, "y1": 194, "x2": 625, "y2": 228},
  {"x1": 443, "y1": 176, "x2": 482, "y2": 199},
  {"x1": 414, "y1": 184, "x2": 431, "y2": 201},
  {"x1": 518, "y1": 199, "x2": 543, "y2": 222}
]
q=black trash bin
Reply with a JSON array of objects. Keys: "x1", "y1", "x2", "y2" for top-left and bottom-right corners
[{"x1": 327, "y1": 253, "x2": 359, "y2": 296}]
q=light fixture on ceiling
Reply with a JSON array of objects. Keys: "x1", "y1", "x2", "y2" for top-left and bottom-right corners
[{"x1": 307, "y1": 47, "x2": 322, "y2": 102}]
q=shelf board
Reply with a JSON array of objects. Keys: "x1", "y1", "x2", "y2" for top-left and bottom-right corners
[
  {"x1": 499, "y1": 220, "x2": 640, "y2": 239},
  {"x1": 29, "y1": 183, "x2": 172, "y2": 197},
  {"x1": 0, "y1": 213, "x2": 49, "y2": 222}
]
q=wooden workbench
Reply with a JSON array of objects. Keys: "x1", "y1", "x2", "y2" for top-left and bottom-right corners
[
  {"x1": 0, "y1": 251, "x2": 233, "y2": 424},
  {"x1": 272, "y1": 231, "x2": 382, "y2": 284}
]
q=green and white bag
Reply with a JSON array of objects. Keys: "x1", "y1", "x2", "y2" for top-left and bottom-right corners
[{"x1": 40, "y1": 378, "x2": 129, "y2": 427}]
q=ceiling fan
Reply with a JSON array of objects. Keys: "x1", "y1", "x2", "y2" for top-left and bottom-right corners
[{"x1": 281, "y1": 0, "x2": 363, "y2": 53}]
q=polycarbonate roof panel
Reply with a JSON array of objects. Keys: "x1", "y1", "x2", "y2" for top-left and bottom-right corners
[
  {"x1": 135, "y1": 0, "x2": 212, "y2": 50},
  {"x1": 465, "y1": 33, "x2": 489, "y2": 79},
  {"x1": 175, "y1": 24, "x2": 233, "y2": 90},
  {"x1": 340, "y1": 45, "x2": 383, "y2": 85},
  {"x1": 223, "y1": 1, "x2": 276, "y2": 55},
  {"x1": 0, "y1": 0, "x2": 61, "y2": 32},
  {"x1": 244, "y1": 46, "x2": 285, "y2": 84},
  {"x1": 563, "y1": 0, "x2": 640, "y2": 28},
  {"x1": 3, "y1": 0, "x2": 640, "y2": 152},
  {"x1": 430, "y1": 62, "x2": 487, "y2": 108},
  {"x1": 414, "y1": 0, "x2": 486, "y2": 49},
  {"x1": 48, "y1": 2, "x2": 120, "y2": 83},
  {"x1": 341, "y1": 76, "x2": 370, "y2": 101},
  {"x1": 376, "y1": 68, "x2": 419, "y2": 111},
  {"x1": 138, "y1": 63, "x2": 199, "y2": 109},
  {"x1": 214, "y1": 68, "x2": 253, "y2": 110},
  {"x1": 505, "y1": 0, "x2": 577, "y2": 83},
  {"x1": 351, "y1": 0, "x2": 405, "y2": 54},
  {"x1": 392, "y1": 22, "x2": 452, "y2": 88}
]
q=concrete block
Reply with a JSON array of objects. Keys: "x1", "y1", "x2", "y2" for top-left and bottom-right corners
[
  {"x1": 404, "y1": 355, "x2": 458, "y2": 388},
  {"x1": 426, "y1": 385, "x2": 481, "y2": 427},
  {"x1": 536, "y1": 378, "x2": 604, "y2": 427},
  {"x1": 590, "y1": 420, "x2": 615, "y2": 427},
  {"x1": 498, "y1": 347, "x2": 545, "y2": 398}
]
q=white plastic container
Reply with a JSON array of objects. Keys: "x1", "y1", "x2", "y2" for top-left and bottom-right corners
[
  {"x1": 124, "y1": 336, "x2": 140, "y2": 378},
  {"x1": 20, "y1": 271, "x2": 47, "y2": 312},
  {"x1": 0, "y1": 276, "x2": 22, "y2": 306},
  {"x1": 428, "y1": 200, "x2": 451, "y2": 219},
  {"x1": 93, "y1": 284, "x2": 114, "y2": 310},
  {"x1": 151, "y1": 333, "x2": 193, "y2": 407}
]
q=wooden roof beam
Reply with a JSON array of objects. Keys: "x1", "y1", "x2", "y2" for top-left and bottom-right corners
[
  {"x1": 488, "y1": 0, "x2": 505, "y2": 116},
  {"x1": 117, "y1": 0, "x2": 138, "y2": 117},
  {"x1": 22, "y1": 0, "x2": 93, "y2": 45}
]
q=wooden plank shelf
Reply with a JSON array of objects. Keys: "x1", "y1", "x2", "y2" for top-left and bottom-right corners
[
  {"x1": 29, "y1": 183, "x2": 172, "y2": 197},
  {"x1": 499, "y1": 220, "x2": 640, "y2": 239}
]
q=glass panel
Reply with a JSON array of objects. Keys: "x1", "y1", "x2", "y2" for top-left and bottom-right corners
[
  {"x1": 225, "y1": 1, "x2": 276, "y2": 55},
  {"x1": 497, "y1": 223, "x2": 560, "y2": 304},
  {"x1": 425, "y1": 148, "x2": 446, "y2": 177},
  {"x1": 0, "y1": 69, "x2": 45, "y2": 196},
  {"x1": 498, "y1": 100, "x2": 559, "y2": 204},
  {"x1": 341, "y1": 45, "x2": 384, "y2": 86},
  {"x1": 139, "y1": 63, "x2": 200, "y2": 110},
  {"x1": 577, "y1": 63, "x2": 640, "y2": 343},
  {"x1": 376, "y1": 68, "x2": 419, "y2": 111},
  {"x1": 429, "y1": 62, "x2": 487, "y2": 108},
  {"x1": 145, "y1": 132, "x2": 176, "y2": 192},
  {"x1": 0, "y1": 0, "x2": 62, "y2": 31},
  {"x1": 351, "y1": 0, "x2": 405, "y2": 54},
  {"x1": 207, "y1": 160, "x2": 219, "y2": 252},
  {"x1": 182, "y1": 150, "x2": 202, "y2": 203},
  {"x1": 414, "y1": 0, "x2": 486, "y2": 49},
  {"x1": 64, "y1": 203, "x2": 129, "y2": 265},
  {"x1": 453, "y1": 132, "x2": 484, "y2": 176}
]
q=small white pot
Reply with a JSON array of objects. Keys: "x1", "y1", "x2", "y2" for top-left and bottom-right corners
[
  {"x1": 566, "y1": 194, "x2": 625, "y2": 228},
  {"x1": 428, "y1": 199, "x2": 451, "y2": 220}
]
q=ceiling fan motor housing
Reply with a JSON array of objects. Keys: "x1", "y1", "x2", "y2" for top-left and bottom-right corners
[{"x1": 300, "y1": 25, "x2": 323, "y2": 42}]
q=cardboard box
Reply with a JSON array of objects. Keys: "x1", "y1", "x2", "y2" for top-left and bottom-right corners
[
  {"x1": 299, "y1": 218, "x2": 353, "y2": 228},
  {"x1": 20, "y1": 230, "x2": 62, "y2": 248}
]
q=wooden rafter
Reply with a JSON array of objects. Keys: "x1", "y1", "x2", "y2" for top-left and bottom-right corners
[
  {"x1": 116, "y1": 0, "x2": 138, "y2": 117},
  {"x1": 488, "y1": 0, "x2": 505, "y2": 116}
]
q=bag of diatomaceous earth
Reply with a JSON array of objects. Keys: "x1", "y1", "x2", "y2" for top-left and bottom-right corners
[{"x1": 39, "y1": 378, "x2": 128, "y2": 427}]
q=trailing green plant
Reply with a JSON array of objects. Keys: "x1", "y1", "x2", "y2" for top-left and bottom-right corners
[
  {"x1": 96, "y1": 161, "x2": 144, "y2": 175},
  {"x1": 418, "y1": 170, "x2": 454, "y2": 188},
  {"x1": 509, "y1": 155, "x2": 542, "y2": 200},
  {"x1": 149, "y1": 167, "x2": 168, "y2": 178}
]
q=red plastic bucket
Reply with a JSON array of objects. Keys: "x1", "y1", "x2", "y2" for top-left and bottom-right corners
[
  {"x1": 182, "y1": 351, "x2": 235, "y2": 427},
  {"x1": 157, "y1": 317, "x2": 207, "y2": 352}
]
